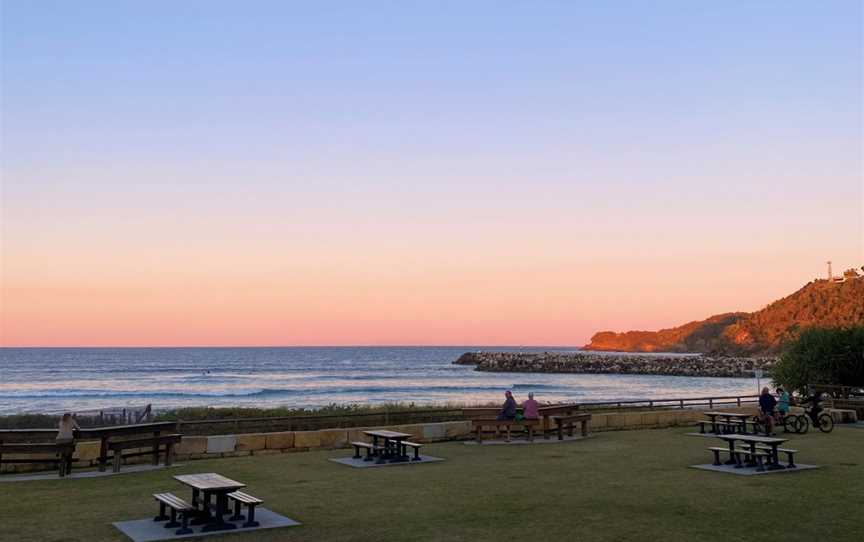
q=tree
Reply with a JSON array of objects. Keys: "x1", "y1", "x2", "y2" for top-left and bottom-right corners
[{"x1": 771, "y1": 326, "x2": 864, "y2": 394}]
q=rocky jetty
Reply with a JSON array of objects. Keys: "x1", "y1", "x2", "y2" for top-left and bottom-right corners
[{"x1": 454, "y1": 351, "x2": 776, "y2": 378}]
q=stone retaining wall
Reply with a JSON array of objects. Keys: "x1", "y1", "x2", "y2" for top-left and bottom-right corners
[{"x1": 0, "y1": 409, "x2": 749, "y2": 474}]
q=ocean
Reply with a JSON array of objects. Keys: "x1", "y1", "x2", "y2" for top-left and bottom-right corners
[{"x1": 0, "y1": 347, "x2": 759, "y2": 415}]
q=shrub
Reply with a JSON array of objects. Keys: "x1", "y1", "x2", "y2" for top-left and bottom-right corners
[{"x1": 772, "y1": 326, "x2": 864, "y2": 394}]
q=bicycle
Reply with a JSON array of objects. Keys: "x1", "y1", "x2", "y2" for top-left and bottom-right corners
[{"x1": 793, "y1": 410, "x2": 834, "y2": 434}]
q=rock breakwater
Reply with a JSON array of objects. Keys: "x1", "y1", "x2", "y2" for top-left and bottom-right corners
[{"x1": 454, "y1": 352, "x2": 776, "y2": 378}]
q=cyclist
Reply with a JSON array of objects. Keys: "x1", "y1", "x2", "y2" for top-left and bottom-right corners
[{"x1": 804, "y1": 390, "x2": 824, "y2": 426}]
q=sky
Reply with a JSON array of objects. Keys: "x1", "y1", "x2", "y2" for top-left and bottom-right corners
[{"x1": 1, "y1": 1, "x2": 862, "y2": 347}]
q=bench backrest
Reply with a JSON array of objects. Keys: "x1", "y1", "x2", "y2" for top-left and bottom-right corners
[
  {"x1": 77, "y1": 421, "x2": 179, "y2": 441},
  {"x1": 0, "y1": 429, "x2": 59, "y2": 443},
  {"x1": 462, "y1": 408, "x2": 503, "y2": 419}
]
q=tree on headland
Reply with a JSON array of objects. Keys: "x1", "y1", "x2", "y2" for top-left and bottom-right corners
[{"x1": 771, "y1": 326, "x2": 864, "y2": 394}]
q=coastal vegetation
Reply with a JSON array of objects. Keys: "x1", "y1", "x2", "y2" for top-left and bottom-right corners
[
  {"x1": 771, "y1": 326, "x2": 864, "y2": 394},
  {"x1": 3, "y1": 427, "x2": 861, "y2": 542},
  {"x1": 153, "y1": 403, "x2": 456, "y2": 422},
  {"x1": 586, "y1": 277, "x2": 864, "y2": 355}
]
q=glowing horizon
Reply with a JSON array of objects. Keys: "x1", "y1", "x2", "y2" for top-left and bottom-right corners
[{"x1": 1, "y1": 2, "x2": 862, "y2": 347}]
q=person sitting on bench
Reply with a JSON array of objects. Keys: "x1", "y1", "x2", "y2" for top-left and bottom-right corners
[
  {"x1": 497, "y1": 390, "x2": 517, "y2": 421},
  {"x1": 758, "y1": 387, "x2": 777, "y2": 436},
  {"x1": 56, "y1": 412, "x2": 79, "y2": 444},
  {"x1": 522, "y1": 392, "x2": 540, "y2": 420}
]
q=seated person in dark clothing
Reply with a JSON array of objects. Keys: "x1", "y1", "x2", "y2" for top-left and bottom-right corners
[
  {"x1": 497, "y1": 390, "x2": 517, "y2": 421},
  {"x1": 758, "y1": 386, "x2": 777, "y2": 435}
]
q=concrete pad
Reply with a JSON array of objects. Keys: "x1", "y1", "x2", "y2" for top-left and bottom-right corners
[
  {"x1": 329, "y1": 455, "x2": 445, "y2": 468},
  {"x1": 464, "y1": 434, "x2": 592, "y2": 445},
  {"x1": 113, "y1": 508, "x2": 300, "y2": 542},
  {"x1": 0, "y1": 463, "x2": 184, "y2": 483},
  {"x1": 690, "y1": 463, "x2": 820, "y2": 476},
  {"x1": 848, "y1": 422, "x2": 864, "y2": 429}
]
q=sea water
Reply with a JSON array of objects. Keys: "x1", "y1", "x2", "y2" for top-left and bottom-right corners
[{"x1": 0, "y1": 347, "x2": 758, "y2": 415}]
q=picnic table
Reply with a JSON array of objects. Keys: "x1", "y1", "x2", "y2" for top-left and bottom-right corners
[
  {"x1": 174, "y1": 473, "x2": 246, "y2": 532},
  {"x1": 77, "y1": 421, "x2": 180, "y2": 472},
  {"x1": 537, "y1": 404, "x2": 591, "y2": 440},
  {"x1": 715, "y1": 434, "x2": 788, "y2": 470},
  {"x1": 363, "y1": 430, "x2": 412, "y2": 464},
  {"x1": 702, "y1": 411, "x2": 753, "y2": 434}
]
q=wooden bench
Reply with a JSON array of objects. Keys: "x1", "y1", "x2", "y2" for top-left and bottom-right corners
[
  {"x1": 734, "y1": 447, "x2": 770, "y2": 471},
  {"x1": 551, "y1": 413, "x2": 591, "y2": 440},
  {"x1": 108, "y1": 433, "x2": 181, "y2": 473},
  {"x1": 470, "y1": 418, "x2": 540, "y2": 443},
  {"x1": 227, "y1": 490, "x2": 263, "y2": 528},
  {"x1": 707, "y1": 446, "x2": 769, "y2": 471},
  {"x1": 538, "y1": 404, "x2": 580, "y2": 439},
  {"x1": 756, "y1": 444, "x2": 798, "y2": 468},
  {"x1": 0, "y1": 442, "x2": 77, "y2": 477},
  {"x1": 400, "y1": 441, "x2": 423, "y2": 461},
  {"x1": 153, "y1": 492, "x2": 194, "y2": 535},
  {"x1": 351, "y1": 441, "x2": 382, "y2": 461},
  {"x1": 77, "y1": 421, "x2": 180, "y2": 472}
]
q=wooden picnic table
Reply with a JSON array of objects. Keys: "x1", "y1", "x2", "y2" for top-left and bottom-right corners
[
  {"x1": 174, "y1": 473, "x2": 246, "y2": 532},
  {"x1": 715, "y1": 433, "x2": 788, "y2": 470},
  {"x1": 537, "y1": 404, "x2": 580, "y2": 439},
  {"x1": 363, "y1": 430, "x2": 412, "y2": 464},
  {"x1": 702, "y1": 411, "x2": 752, "y2": 434},
  {"x1": 77, "y1": 421, "x2": 179, "y2": 472}
]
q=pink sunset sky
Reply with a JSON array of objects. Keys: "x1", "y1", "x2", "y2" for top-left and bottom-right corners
[{"x1": 1, "y1": 2, "x2": 862, "y2": 347}]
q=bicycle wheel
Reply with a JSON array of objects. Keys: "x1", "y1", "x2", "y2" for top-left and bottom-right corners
[
  {"x1": 796, "y1": 415, "x2": 810, "y2": 434},
  {"x1": 818, "y1": 413, "x2": 834, "y2": 433},
  {"x1": 783, "y1": 415, "x2": 799, "y2": 433}
]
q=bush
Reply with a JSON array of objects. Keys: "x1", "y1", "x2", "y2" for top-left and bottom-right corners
[{"x1": 772, "y1": 326, "x2": 864, "y2": 394}]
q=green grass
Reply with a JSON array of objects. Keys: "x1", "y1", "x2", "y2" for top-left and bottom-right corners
[{"x1": 2, "y1": 426, "x2": 862, "y2": 542}]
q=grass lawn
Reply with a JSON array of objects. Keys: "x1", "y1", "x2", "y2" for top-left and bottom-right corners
[{"x1": 2, "y1": 426, "x2": 862, "y2": 542}]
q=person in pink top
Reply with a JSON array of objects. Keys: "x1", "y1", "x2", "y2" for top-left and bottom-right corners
[{"x1": 522, "y1": 392, "x2": 540, "y2": 419}]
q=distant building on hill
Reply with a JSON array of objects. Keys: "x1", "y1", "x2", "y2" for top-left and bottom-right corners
[
  {"x1": 842, "y1": 268, "x2": 861, "y2": 281},
  {"x1": 820, "y1": 262, "x2": 862, "y2": 283}
]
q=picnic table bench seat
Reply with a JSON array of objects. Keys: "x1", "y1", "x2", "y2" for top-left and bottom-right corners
[
  {"x1": 550, "y1": 413, "x2": 591, "y2": 440},
  {"x1": 400, "y1": 441, "x2": 423, "y2": 461},
  {"x1": 227, "y1": 491, "x2": 263, "y2": 528},
  {"x1": 351, "y1": 441, "x2": 384, "y2": 461},
  {"x1": 108, "y1": 433, "x2": 181, "y2": 472},
  {"x1": 755, "y1": 444, "x2": 798, "y2": 468},
  {"x1": 0, "y1": 442, "x2": 77, "y2": 477},
  {"x1": 707, "y1": 446, "x2": 770, "y2": 471},
  {"x1": 153, "y1": 492, "x2": 194, "y2": 535}
]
